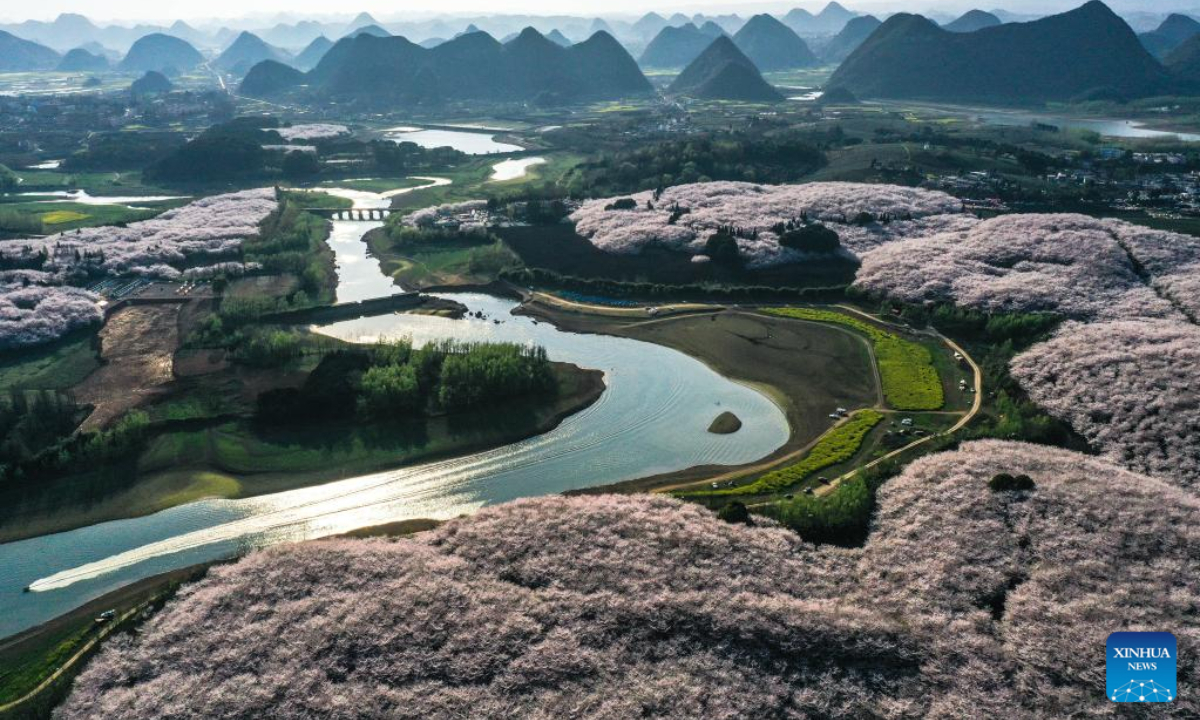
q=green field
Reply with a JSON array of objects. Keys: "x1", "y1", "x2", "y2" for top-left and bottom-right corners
[
  {"x1": 764, "y1": 308, "x2": 944, "y2": 410},
  {"x1": 0, "y1": 333, "x2": 99, "y2": 392},
  {"x1": 688, "y1": 410, "x2": 884, "y2": 498},
  {"x1": 388, "y1": 152, "x2": 584, "y2": 214},
  {"x1": 0, "y1": 200, "x2": 175, "y2": 234},
  {"x1": 0, "y1": 623, "x2": 92, "y2": 707},
  {"x1": 367, "y1": 229, "x2": 521, "y2": 289}
]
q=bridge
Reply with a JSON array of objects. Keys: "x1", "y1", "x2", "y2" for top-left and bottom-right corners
[{"x1": 302, "y1": 208, "x2": 394, "y2": 221}]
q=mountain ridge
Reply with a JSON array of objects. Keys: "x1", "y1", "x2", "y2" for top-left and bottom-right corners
[{"x1": 829, "y1": 2, "x2": 1172, "y2": 104}]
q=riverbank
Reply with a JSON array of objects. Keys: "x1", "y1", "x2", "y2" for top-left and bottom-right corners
[
  {"x1": 517, "y1": 299, "x2": 882, "y2": 493},
  {"x1": 0, "y1": 563, "x2": 212, "y2": 717},
  {"x1": 0, "y1": 362, "x2": 605, "y2": 544}
]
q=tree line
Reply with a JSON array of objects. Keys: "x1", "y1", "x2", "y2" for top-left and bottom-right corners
[
  {"x1": 256, "y1": 339, "x2": 556, "y2": 425},
  {"x1": 0, "y1": 390, "x2": 149, "y2": 489},
  {"x1": 564, "y1": 133, "x2": 827, "y2": 195}
]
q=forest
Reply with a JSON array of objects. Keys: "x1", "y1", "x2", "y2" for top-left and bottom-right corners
[{"x1": 565, "y1": 133, "x2": 828, "y2": 195}]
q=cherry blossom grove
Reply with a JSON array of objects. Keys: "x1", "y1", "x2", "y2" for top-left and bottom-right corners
[
  {"x1": 570, "y1": 181, "x2": 972, "y2": 267},
  {"x1": 1011, "y1": 319, "x2": 1200, "y2": 489},
  {"x1": 1110, "y1": 220, "x2": 1200, "y2": 319},
  {"x1": 854, "y1": 213, "x2": 1186, "y2": 321},
  {"x1": 851, "y1": 211, "x2": 1200, "y2": 488},
  {"x1": 402, "y1": 200, "x2": 489, "y2": 229},
  {"x1": 57, "y1": 441, "x2": 1200, "y2": 719},
  {"x1": 275, "y1": 124, "x2": 351, "y2": 141},
  {"x1": 0, "y1": 281, "x2": 101, "y2": 350},
  {"x1": 0, "y1": 189, "x2": 277, "y2": 348}
]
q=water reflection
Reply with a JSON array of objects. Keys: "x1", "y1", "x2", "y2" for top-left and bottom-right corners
[{"x1": 0, "y1": 190, "x2": 789, "y2": 639}]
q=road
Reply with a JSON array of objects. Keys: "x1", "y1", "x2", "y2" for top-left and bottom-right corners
[
  {"x1": 661, "y1": 307, "x2": 984, "y2": 500},
  {"x1": 0, "y1": 604, "x2": 144, "y2": 714}
]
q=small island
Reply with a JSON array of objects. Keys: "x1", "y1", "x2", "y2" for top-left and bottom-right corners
[{"x1": 708, "y1": 411, "x2": 743, "y2": 434}]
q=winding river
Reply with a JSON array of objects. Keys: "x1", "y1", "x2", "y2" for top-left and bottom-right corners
[{"x1": 0, "y1": 183, "x2": 789, "y2": 640}]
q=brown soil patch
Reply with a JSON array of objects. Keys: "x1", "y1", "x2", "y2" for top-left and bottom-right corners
[
  {"x1": 173, "y1": 349, "x2": 230, "y2": 378},
  {"x1": 74, "y1": 305, "x2": 181, "y2": 430}
]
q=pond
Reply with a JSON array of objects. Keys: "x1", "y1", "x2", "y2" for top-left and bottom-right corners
[
  {"x1": 385, "y1": 126, "x2": 524, "y2": 154},
  {"x1": 971, "y1": 109, "x2": 1200, "y2": 142},
  {"x1": 16, "y1": 189, "x2": 189, "y2": 206},
  {"x1": 881, "y1": 102, "x2": 1200, "y2": 143},
  {"x1": 491, "y1": 157, "x2": 545, "y2": 181},
  {"x1": 0, "y1": 185, "x2": 789, "y2": 639}
]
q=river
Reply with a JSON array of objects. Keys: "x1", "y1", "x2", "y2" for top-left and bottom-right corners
[
  {"x1": 0, "y1": 183, "x2": 789, "y2": 639},
  {"x1": 384, "y1": 127, "x2": 523, "y2": 154},
  {"x1": 491, "y1": 157, "x2": 545, "y2": 181},
  {"x1": 877, "y1": 102, "x2": 1200, "y2": 143}
]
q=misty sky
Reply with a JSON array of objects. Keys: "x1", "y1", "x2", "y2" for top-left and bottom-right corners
[{"x1": 0, "y1": 0, "x2": 1186, "y2": 24}]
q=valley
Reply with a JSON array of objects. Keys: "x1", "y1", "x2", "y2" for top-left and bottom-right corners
[{"x1": 0, "y1": 2, "x2": 1198, "y2": 717}]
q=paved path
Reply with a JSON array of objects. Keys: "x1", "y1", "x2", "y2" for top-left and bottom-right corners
[{"x1": 0, "y1": 604, "x2": 145, "y2": 714}]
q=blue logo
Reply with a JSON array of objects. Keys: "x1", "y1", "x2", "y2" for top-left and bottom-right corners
[{"x1": 1107, "y1": 632, "x2": 1176, "y2": 703}]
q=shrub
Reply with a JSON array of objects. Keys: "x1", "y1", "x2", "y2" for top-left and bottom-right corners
[
  {"x1": 988, "y1": 473, "x2": 1035, "y2": 492},
  {"x1": 604, "y1": 198, "x2": 638, "y2": 211},
  {"x1": 778, "y1": 224, "x2": 840, "y2": 253},
  {"x1": 281, "y1": 150, "x2": 320, "y2": 180},
  {"x1": 704, "y1": 232, "x2": 741, "y2": 265},
  {"x1": 358, "y1": 363, "x2": 422, "y2": 418},
  {"x1": 716, "y1": 501, "x2": 751, "y2": 525}
]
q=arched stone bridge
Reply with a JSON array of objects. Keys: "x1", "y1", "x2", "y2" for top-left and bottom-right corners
[{"x1": 303, "y1": 208, "x2": 394, "y2": 221}]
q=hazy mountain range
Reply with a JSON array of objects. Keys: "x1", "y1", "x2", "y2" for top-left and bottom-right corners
[
  {"x1": 2, "y1": 4, "x2": 1186, "y2": 56},
  {"x1": 830, "y1": 1, "x2": 1174, "y2": 103},
  {"x1": 1, "y1": 3, "x2": 1199, "y2": 107},
  {"x1": 668, "y1": 35, "x2": 784, "y2": 101},
  {"x1": 248, "y1": 27, "x2": 652, "y2": 105}
]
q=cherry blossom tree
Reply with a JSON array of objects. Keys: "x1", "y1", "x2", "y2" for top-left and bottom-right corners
[
  {"x1": 57, "y1": 441, "x2": 1200, "y2": 719},
  {"x1": 0, "y1": 189, "x2": 277, "y2": 348},
  {"x1": 1011, "y1": 319, "x2": 1200, "y2": 488},
  {"x1": 571, "y1": 181, "x2": 970, "y2": 267}
]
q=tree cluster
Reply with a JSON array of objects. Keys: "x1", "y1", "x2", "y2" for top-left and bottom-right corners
[
  {"x1": 256, "y1": 340, "x2": 556, "y2": 425},
  {"x1": 571, "y1": 180, "x2": 969, "y2": 267},
  {"x1": 567, "y1": 134, "x2": 827, "y2": 195}
]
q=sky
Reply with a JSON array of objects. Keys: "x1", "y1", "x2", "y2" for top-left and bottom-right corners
[{"x1": 0, "y1": 0, "x2": 1189, "y2": 23}]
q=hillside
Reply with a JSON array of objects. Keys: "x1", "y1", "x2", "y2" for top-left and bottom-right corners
[
  {"x1": 240, "y1": 60, "x2": 306, "y2": 97},
  {"x1": 784, "y1": 2, "x2": 858, "y2": 36},
  {"x1": 639, "y1": 23, "x2": 715, "y2": 68},
  {"x1": 669, "y1": 36, "x2": 783, "y2": 101},
  {"x1": 130, "y1": 71, "x2": 173, "y2": 96},
  {"x1": 731, "y1": 14, "x2": 817, "y2": 71},
  {"x1": 215, "y1": 32, "x2": 290, "y2": 75},
  {"x1": 631, "y1": 12, "x2": 669, "y2": 40},
  {"x1": 348, "y1": 24, "x2": 391, "y2": 39},
  {"x1": 293, "y1": 36, "x2": 333, "y2": 71},
  {"x1": 0, "y1": 30, "x2": 60, "y2": 71},
  {"x1": 1165, "y1": 33, "x2": 1200, "y2": 89},
  {"x1": 828, "y1": 2, "x2": 1173, "y2": 104},
  {"x1": 308, "y1": 28, "x2": 650, "y2": 104},
  {"x1": 821, "y1": 15, "x2": 881, "y2": 63},
  {"x1": 118, "y1": 33, "x2": 204, "y2": 73},
  {"x1": 0, "y1": 13, "x2": 99, "y2": 52},
  {"x1": 943, "y1": 10, "x2": 1002, "y2": 32},
  {"x1": 56, "y1": 47, "x2": 108, "y2": 72},
  {"x1": 1139, "y1": 13, "x2": 1200, "y2": 59}
]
